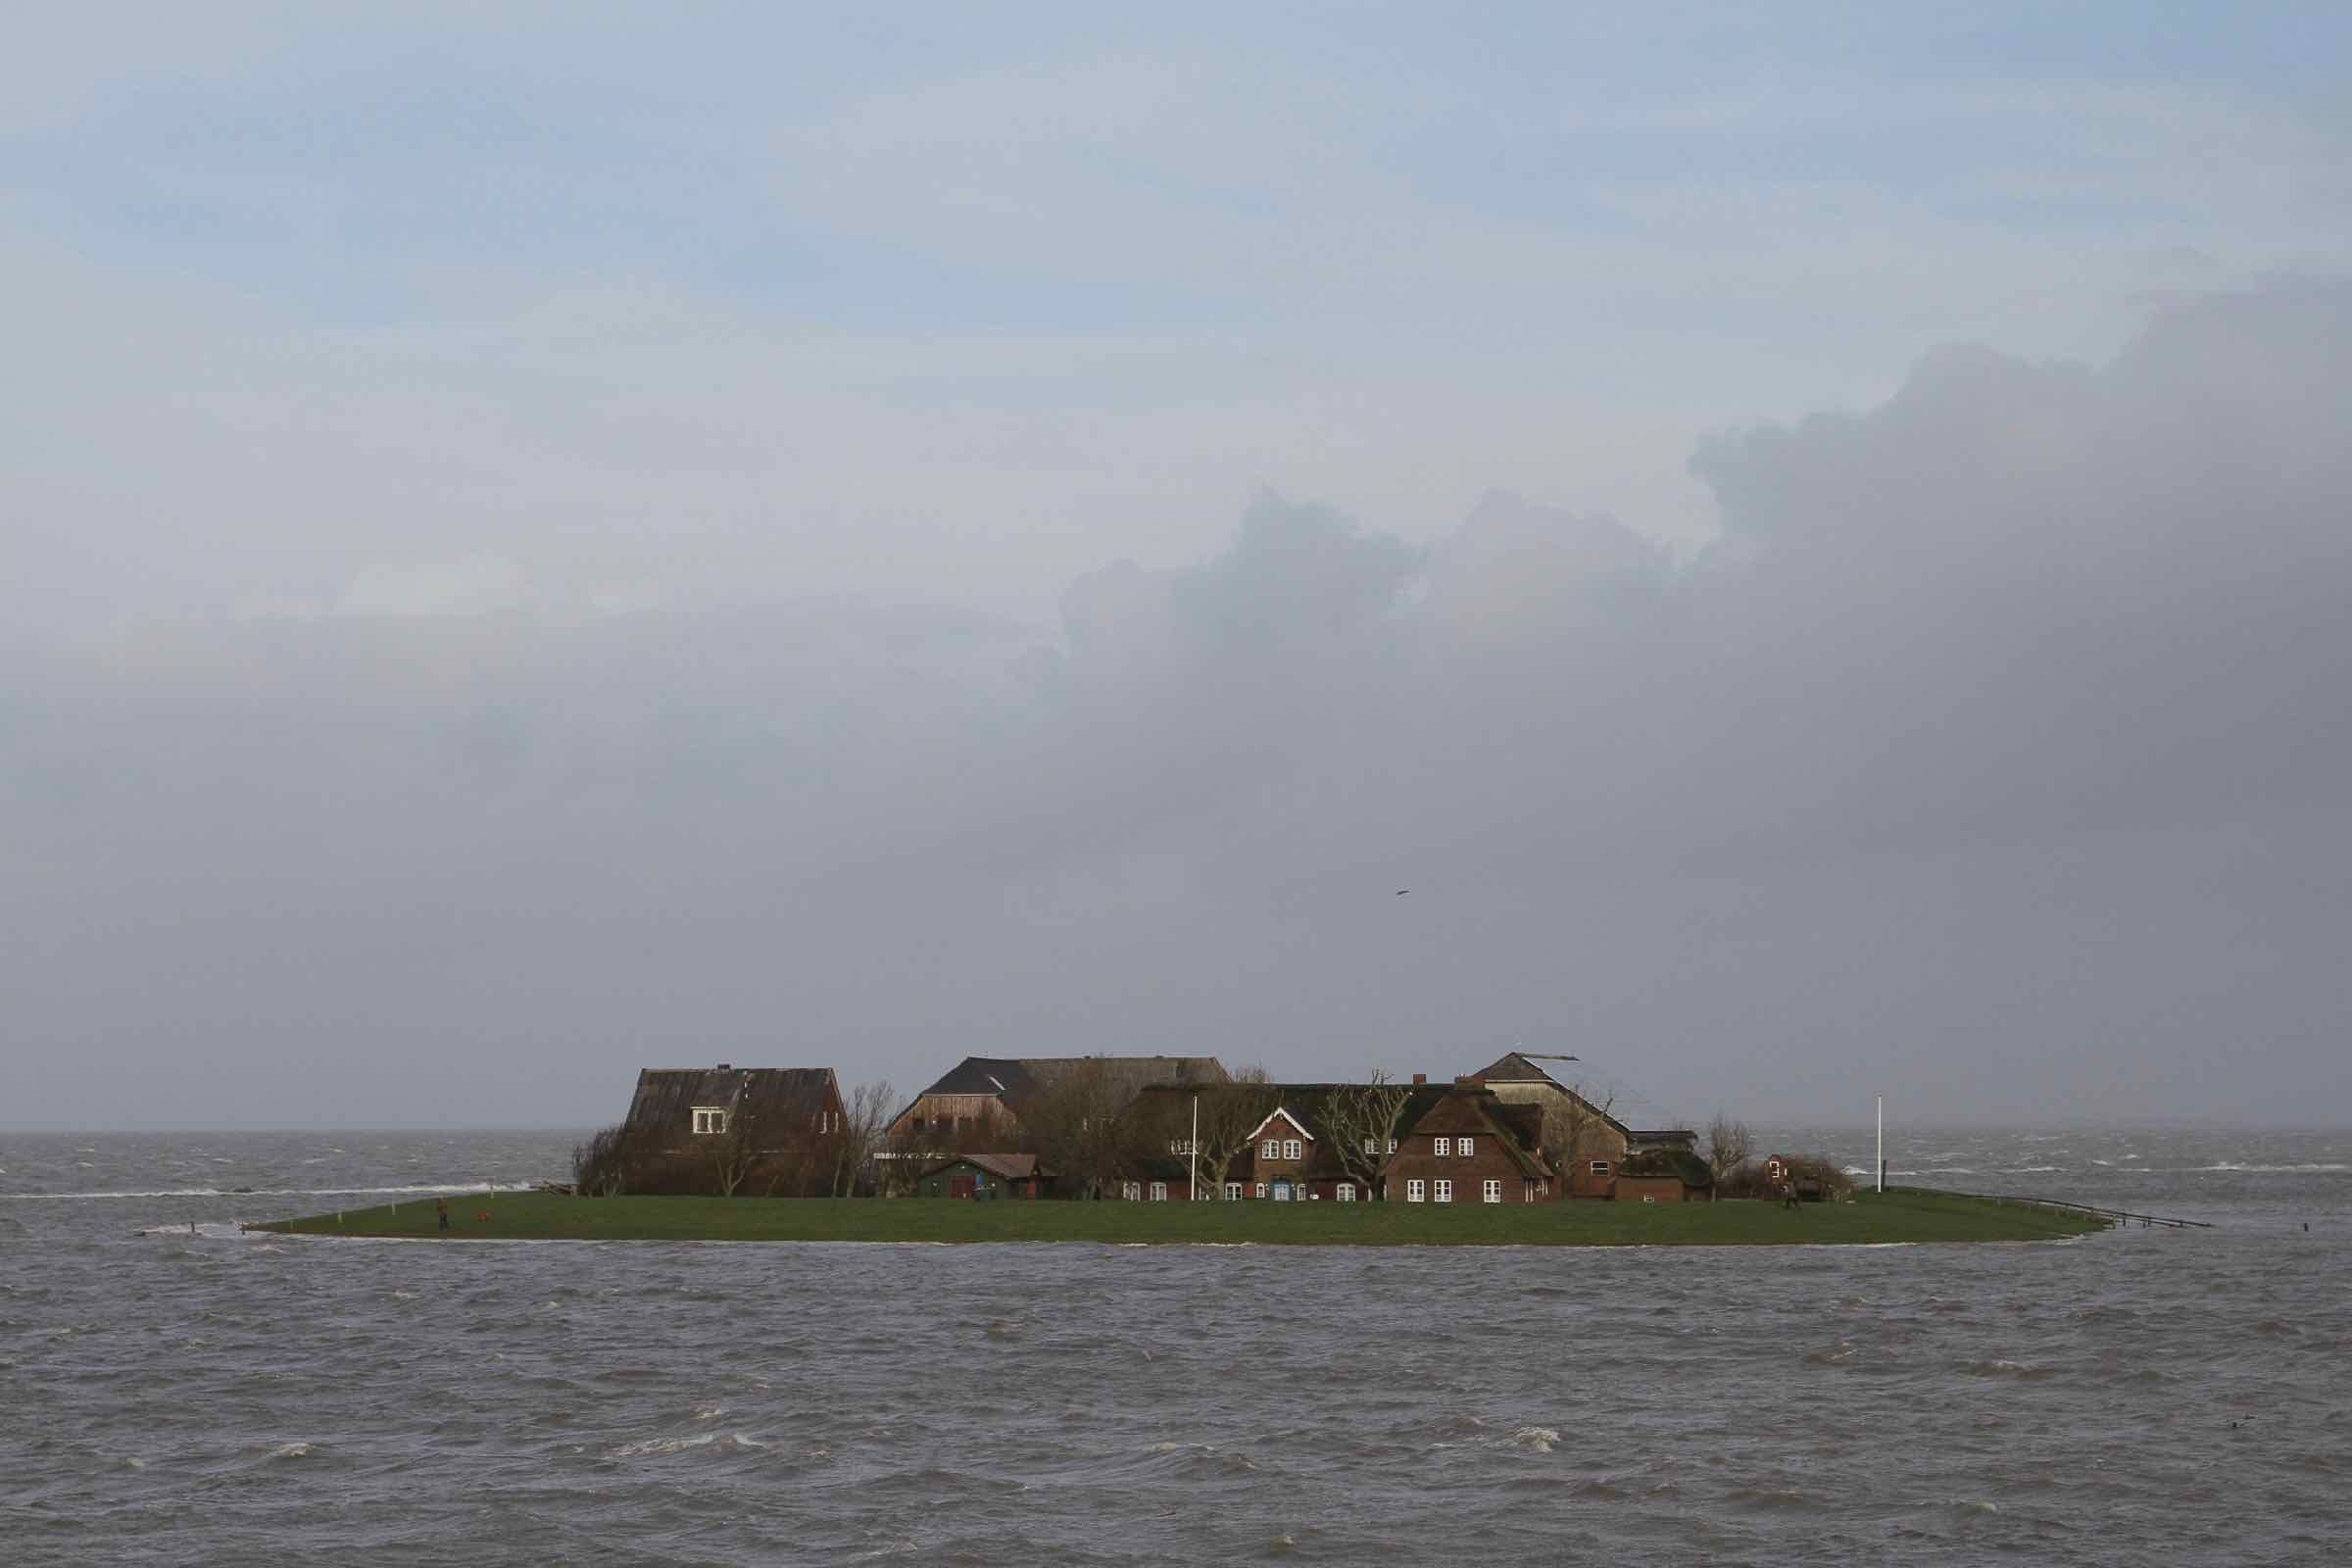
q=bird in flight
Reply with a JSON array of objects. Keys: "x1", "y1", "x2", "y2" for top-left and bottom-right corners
[{"x1": 1396, "y1": 889, "x2": 1410, "y2": 896}]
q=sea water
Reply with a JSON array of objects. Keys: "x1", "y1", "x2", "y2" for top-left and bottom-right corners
[{"x1": 1, "y1": 1126, "x2": 2345, "y2": 1565}]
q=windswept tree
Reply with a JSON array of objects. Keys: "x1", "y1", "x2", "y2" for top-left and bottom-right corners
[
  {"x1": 832, "y1": 1080, "x2": 897, "y2": 1197},
  {"x1": 1704, "y1": 1114, "x2": 1754, "y2": 1194},
  {"x1": 571, "y1": 1123, "x2": 632, "y2": 1197},
  {"x1": 1324, "y1": 1071, "x2": 1416, "y2": 1200}
]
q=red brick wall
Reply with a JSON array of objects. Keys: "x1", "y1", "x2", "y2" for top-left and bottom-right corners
[
  {"x1": 1386, "y1": 1124, "x2": 1544, "y2": 1204},
  {"x1": 1611, "y1": 1175, "x2": 1690, "y2": 1203}
]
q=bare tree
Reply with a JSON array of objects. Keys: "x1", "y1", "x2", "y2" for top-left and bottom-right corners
[
  {"x1": 706, "y1": 1112, "x2": 759, "y2": 1198},
  {"x1": 1538, "y1": 1082, "x2": 1620, "y2": 1192},
  {"x1": 1324, "y1": 1071, "x2": 1416, "y2": 1200},
  {"x1": 833, "y1": 1080, "x2": 896, "y2": 1197},
  {"x1": 1023, "y1": 1059, "x2": 1151, "y2": 1199},
  {"x1": 1187, "y1": 1069, "x2": 1278, "y2": 1200},
  {"x1": 877, "y1": 1113, "x2": 934, "y2": 1196},
  {"x1": 1704, "y1": 1114, "x2": 1754, "y2": 1195}
]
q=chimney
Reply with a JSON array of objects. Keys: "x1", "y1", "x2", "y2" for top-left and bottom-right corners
[{"x1": 1411, "y1": 1072, "x2": 1427, "y2": 1085}]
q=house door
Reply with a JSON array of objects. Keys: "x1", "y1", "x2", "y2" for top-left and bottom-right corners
[
  {"x1": 1272, "y1": 1179, "x2": 1293, "y2": 1201},
  {"x1": 948, "y1": 1174, "x2": 976, "y2": 1200}
]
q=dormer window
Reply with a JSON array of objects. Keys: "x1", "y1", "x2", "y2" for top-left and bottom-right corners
[{"x1": 692, "y1": 1106, "x2": 728, "y2": 1136}]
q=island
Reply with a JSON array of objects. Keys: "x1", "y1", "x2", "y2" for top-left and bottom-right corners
[{"x1": 254, "y1": 1186, "x2": 2106, "y2": 1246}]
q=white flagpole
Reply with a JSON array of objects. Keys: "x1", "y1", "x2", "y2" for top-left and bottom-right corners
[
  {"x1": 1191, "y1": 1095, "x2": 1200, "y2": 1200},
  {"x1": 1876, "y1": 1095, "x2": 1884, "y2": 1194}
]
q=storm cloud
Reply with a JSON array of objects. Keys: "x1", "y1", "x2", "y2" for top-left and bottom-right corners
[{"x1": 7, "y1": 285, "x2": 2347, "y2": 1129}]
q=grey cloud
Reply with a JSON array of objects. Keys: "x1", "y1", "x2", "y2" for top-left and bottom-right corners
[{"x1": 6, "y1": 285, "x2": 2348, "y2": 1129}]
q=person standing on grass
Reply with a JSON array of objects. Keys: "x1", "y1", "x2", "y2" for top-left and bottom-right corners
[{"x1": 437, "y1": 1197, "x2": 450, "y2": 1233}]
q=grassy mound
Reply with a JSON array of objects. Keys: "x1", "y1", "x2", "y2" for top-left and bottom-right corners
[{"x1": 253, "y1": 1187, "x2": 2106, "y2": 1247}]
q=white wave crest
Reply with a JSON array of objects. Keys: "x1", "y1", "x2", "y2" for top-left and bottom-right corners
[
  {"x1": 2197, "y1": 1162, "x2": 2350, "y2": 1173},
  {"x1": 612, "y1": 1432, "x2": 767, "y2": 1458},
  {"x1": 22, "y1": 1182, "x2": 541, "y2": 1200}
]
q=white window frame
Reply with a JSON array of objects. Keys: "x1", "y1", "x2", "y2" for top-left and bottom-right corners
[
  {"x1": 1337, "y1": 1182, "x2": 1355, "y2": 1202},
  {"x1": 1458, "y1": 1136, "x2": 1474, "y2": 1157},
  {"x1": 1261, "y1": 1138, "x2": 1280, "y2": 1159},
  {"x1": 1149, "y1": 1181, "x2": 1167, "y2": 1202},
  {"x1": 1224, "y1": 1181, "x2": 1244, "y2": 1200},
  {"x1": 1254, "y1": 1182, "x2": 1268, "y2": 1199},
  {"x1": 1387, "y1": 1138, "x2": 1397, "y2": 1154},
  {"x1": 1121, "y1": 1180, "x2": 1142, "y2": 1200},
  {"x1": 1361, "y1": 1137, "x2": 1377, "y2": 1155},
  {"x1": 1406, "y1": 1179, "x2": 1426, "y2": 1203},
  {"x1": 1434, "y1": 1136, "x2": 1451, "y2": 1157},
  {"x1": 1483, "y1": 1179, "x2": 1502, "y2": 1203},
  {"x1": 691, "y1": 1106, "x2": 727, "y2": 1136},
  {"x1": 1434, "y1": 1179, "x2": 1453, "y2": 1204},
  {"x1": 1591, "y1": 1159, "x2": 1612, "y2": 1176},
  {"x1": 1282, "y1": 1138, "x2": 1302, "y2": 1160}
]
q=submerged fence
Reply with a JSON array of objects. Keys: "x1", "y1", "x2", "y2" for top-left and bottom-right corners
[{"x1": 1887, "y1": 1184, "x2": 2213, "y2": 1230}]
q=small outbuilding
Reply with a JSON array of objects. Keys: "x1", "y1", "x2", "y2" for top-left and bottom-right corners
[{"x1": 909, "y1": 1152, "x2": 1050, "y2": 1200}]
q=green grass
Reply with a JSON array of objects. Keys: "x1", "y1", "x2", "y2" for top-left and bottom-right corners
[{"x1": 255, "y1": 1187, "x2": 2106, "y2": 1247}]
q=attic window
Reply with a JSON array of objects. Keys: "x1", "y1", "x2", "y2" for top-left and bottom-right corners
[{"x1": 692, "y1": 1107, "x2": 727, "y2": 1136}]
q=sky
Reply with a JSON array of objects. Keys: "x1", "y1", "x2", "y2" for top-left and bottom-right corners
[{"x1": 4, "y1": 4, "x2": 2349, "y2": 1130}]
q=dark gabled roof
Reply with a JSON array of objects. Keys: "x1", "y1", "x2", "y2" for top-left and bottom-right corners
[
  {"x1": 623, "y1": 1066, "x2": 838, "y2": 1140},
  {"x1": 1464, "y1": 1054, "x2": 1636, "y2": 1141},
  {"x1": 1467, "y1": 1051, "x2": 1568, "y2": 1086},
  {"x1": 914, "y1": 1152, "x2": 1044, "y2": 1181},
  {"x1": 903, "y1": 1054, "x2": 1228, "y2": 1124},
  {"x1": 914, "y1": 1055, "x2": 1044, "y2": 1102}
]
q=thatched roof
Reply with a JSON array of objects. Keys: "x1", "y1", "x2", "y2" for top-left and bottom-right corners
[
  {"x1": 623, "y1": 1066, "x2": 837, "y2": 1141},
  {"x1": 899, "y1": 1054, "x2": 1228, "y2": 1124}
]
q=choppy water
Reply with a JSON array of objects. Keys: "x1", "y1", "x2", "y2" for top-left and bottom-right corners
[{"x1": 2, "y1": 1126, "x2": 2346, "y2": 1566}]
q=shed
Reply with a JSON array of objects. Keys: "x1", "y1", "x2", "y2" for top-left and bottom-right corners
[{"x1": 910, "y1": 1152, "x2": 1049, "y2": 1200}]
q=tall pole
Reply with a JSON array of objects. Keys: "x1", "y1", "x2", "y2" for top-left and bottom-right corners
[
  {"x1": 1876, "y1": 1095, "x2": 1884, "y2": 1194},
  {"x1": 1191, "y1": 1095, "x2": 1200, "y2": 1200}
]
